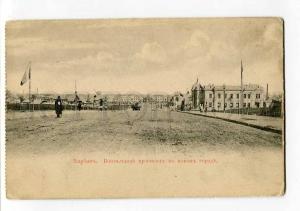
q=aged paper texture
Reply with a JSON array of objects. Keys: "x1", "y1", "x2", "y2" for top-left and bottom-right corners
[{"x1": 5, "y1": 18, "x2": 284, "y2": 198}]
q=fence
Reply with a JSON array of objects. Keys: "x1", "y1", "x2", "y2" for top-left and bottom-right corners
[
  {"x1": 217, "y1": 107, "x2": 282, "y2": 117},
  {"x1": 6, "y1": 103, "x2": 131, "y2": 111}
]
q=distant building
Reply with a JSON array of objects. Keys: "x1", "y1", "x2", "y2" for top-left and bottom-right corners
[
  {"x1": 101, "y1": 94, "x2": 143, "y2": 104},
  {"x1": 191, "y1": 82, "x2": 265, "y2": 111},
  {"x1": 171, "y1": 91, "x2": 191, "y2": 110},
  {"x1": 127, "y1": 94, "x2": 143, "y2": 103},
  {"x1": 40, "y1": 96, "x2": 55, "y2": 104},
  {"x1": 151, "y1": 95, "x2": 170, "y2": 104}
]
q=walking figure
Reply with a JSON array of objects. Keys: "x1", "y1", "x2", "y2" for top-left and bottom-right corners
[
  {"x1": 77, "y1": 101, "x2": 82, "y2": 111},
  {"x1": 99, "y1": 98, "x2": 104, "y2": 111},
  {"x1": 55, "y1": 96, "x2": 63, "y2": 118},
  {"x1": 180, "y1": 98, "x2": 185, "y2": 111}
]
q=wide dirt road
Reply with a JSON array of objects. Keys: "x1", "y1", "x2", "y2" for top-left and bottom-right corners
[
  {"x1": 6, "y1": 108, "x2": 282, "y2": 155},
  {"x1": 6, "y1": 108, "x2": 284, "y2": 198}
]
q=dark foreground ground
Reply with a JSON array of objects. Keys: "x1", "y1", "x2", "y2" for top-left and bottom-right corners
[{"x1": 6, "y1": 108, "x2": 284, "y2": 198}]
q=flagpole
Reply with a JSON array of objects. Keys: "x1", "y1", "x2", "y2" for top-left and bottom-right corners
[
  {"x1": 75, "y1": 80, "x2": 77, "y2": 111},
  {"x1": 37, "y1": 88, "x2": 40, "y2": 111},
  {"x1": 29, "y1": 62, "x2": 31, "y2": 112},
  {"x1": 240, "y1": 60, "x2": 243, "y2": 115}
]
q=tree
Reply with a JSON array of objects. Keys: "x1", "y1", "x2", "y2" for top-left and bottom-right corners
[{"x1": 6, "y1": 90, "x2": 14, "y2": 103}]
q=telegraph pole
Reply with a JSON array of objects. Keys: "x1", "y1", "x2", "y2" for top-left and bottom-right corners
[
  {"x1": 28, "y1": 62, "x2": 32, "y2": 111},
  {"x1": 240, "y1": 60, "x2": 244, "y2": 114},
  {"x1": 266, "y1": 83, "x2": 269, "y2": 100},
  {"x1": 75, "y1": 80, "x2": 77, "y2": 110}
]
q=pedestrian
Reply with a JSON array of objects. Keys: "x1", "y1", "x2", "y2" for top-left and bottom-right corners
[
  {"x1": 99, "y1": 98, "x2": 103, "y2": 111},
  {"x1": 93, "y1": 95, "x2": 96, "y2": 109},
  {"x1": 77, "y1": 101, "x2": 82, "y2": 111},
  {"x1": 55, "y1": 96, "x2": 63, "y2": 118},
  {"x1": 181, "y1": 98, "x2": 185, "y2": 111}
]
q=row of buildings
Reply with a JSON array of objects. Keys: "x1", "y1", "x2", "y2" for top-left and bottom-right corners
[
  {"x1": 6, "y1": 80, "x2": 274, "y2": 112},
  {"x1": 6, "y1": 92, "x2": 172, "y2": 106}
]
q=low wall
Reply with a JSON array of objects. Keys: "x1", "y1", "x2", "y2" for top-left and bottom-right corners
[{"x1": 6, "y1": 103, "x2": 131, "y2": 111}]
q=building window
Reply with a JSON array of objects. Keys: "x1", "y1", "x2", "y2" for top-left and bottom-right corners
[
  {"x1": 247, "y1": 103, "x2": 250, "y2": 108},
  {"x1": 236, "y1": 94, "x2": 239, "y2": 99},
  {"x1": 244, "y1": 94, "x2": 247, "y2": 98},
  {"x1": 209, "y1": 102, "x2": 212, "y2": 107},
  {"x1": 230, "y1": 94, "x2": 233, "y2": 99},
  {"x1": 224, "y1": 103, "x2": 227, "y2": 108},
  {"x1": 218, "y1": 93, "x2": 221, "y2": 99},
  {"x1": 243, "y1": 103, "x2": 246, "y2": 107},
  {"x1": 248, "y1": 94, "x2": 251, "y2": 99},
  {"x1": 218, "y1": 102, "x2": 221, "y2": 107},
  {"x1": 256, "y1": 94, "x2": 260, "y2": 99},
  {"x1": 209, "y1": 94, "x2": 212, "y2": 98},
  {"x1": 230, "y1": 103, "x2": 233, "y2": 108},
  {"x1": 236, "y1": 103, "x2": 239, "y2": 107}
]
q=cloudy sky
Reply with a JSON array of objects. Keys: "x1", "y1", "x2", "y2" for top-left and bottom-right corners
[{"x1": 6, "y1": 18, "x2": 283, "y2": 94}]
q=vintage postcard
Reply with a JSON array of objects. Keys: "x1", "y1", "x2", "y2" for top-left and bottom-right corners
[{"x1": 5, "y1": 18, "x2": 284, "y2": 198}]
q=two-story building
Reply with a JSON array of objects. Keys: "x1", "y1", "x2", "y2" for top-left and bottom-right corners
[{"x1": 191, "y1": 82, "x2": 265, "y2": 111}]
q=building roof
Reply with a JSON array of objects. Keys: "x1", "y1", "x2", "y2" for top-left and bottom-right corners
[{"x1": 192, "y1": 83, "x2": 263, "y2": 92}]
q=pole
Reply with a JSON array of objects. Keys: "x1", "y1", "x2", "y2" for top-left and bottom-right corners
[
  {"x1": 29, "y1": 62, "x2": 31, "y2": 112},
  {"x1": 22, "y1": 90, "x2": 24, "y2": 111},
  {"x1": 240, "y1": 60, "x2": 244, "y2": 114},
  {"x1": 75, "y1": 80, "x2": 77, "y2": 93},
  {"x1": 266, "y1": 83, "x2": 269, "y2": 100},
  {"x1": 75, "y1": 80, "x2": 77, "y2": 111},
  {"x1": 37, "y1": 88, "x2": 40, "y2": 111},
  {"x1": 223, "y1": 85, "x2": 226, "y2": 113}
]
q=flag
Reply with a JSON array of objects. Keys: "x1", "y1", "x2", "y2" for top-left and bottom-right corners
[{"x1": 20, "y1": 63, "x2": 31, "y2": 86}]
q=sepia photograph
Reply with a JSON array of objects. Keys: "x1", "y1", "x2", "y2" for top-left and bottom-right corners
[{"x1": 5, "y1": 18, "x2": 284, "y2": 198}]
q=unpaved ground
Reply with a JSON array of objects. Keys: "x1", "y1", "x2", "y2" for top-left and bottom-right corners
[{"x1": 5, "y1": 108, "x2": 284, "y2": 198}]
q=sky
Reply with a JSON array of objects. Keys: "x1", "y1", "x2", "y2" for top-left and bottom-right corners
[{"x1": 6, "y1": 18, "x2": 284, "y2": 95}]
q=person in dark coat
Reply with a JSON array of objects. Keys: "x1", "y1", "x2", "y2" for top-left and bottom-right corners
[
  {"x1": 180, "y1": 98, "x2": 185, "y2": 111},
  {"x1": 77, "y1": 101, "x2": 82, "y2": 111},
  {"x1": 55, "y1": 96, "x2": 63, "y2": 118},
  {"x1": 99, "y1": 98, "x2": 103, "y2": 111}
]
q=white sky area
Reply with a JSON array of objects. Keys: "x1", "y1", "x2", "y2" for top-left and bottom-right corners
[{"x1": 6, "y1": 18, "x2": 284, "y2": 95}]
